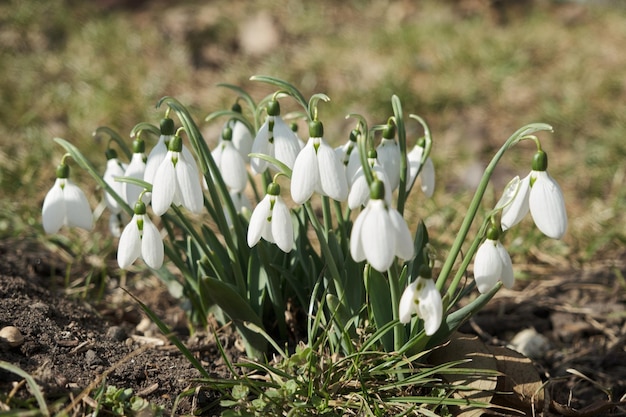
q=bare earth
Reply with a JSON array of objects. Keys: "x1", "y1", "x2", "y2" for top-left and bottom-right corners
[{"x1": 1, "y1": 238, "x2": 625, "y2": 416}]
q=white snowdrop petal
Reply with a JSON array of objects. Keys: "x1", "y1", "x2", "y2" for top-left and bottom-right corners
[
  {"x1": 103, "y1": 159, "x2": 126, "y2": 213},
  {"x1": 501, "y1": 174, "x2": 531, "y2": 230},
  {"x1": 474, "y1": 239, "x2": 502, "y2": 294},
  {"x1": 271, "y1": 197, "x2": 294, "y2": 252},
  {"x1": 529, "y1": 171, "x2": 568, "y2": 239},
  {"x1": 176, "y1": 156, "x2": 204, "y2": 213},
  {"x1": 398, "y1": 281, "x2": 418, "y2": 324},
  {"x1": 372, "y1": 165, "x2": 393, "y2": 206},
  {"x1": 377, "y1": 139, "x2": 401, "y2": 191},
  {"x1": 346, "y1": 150, "x2": 362, "y2": 187},
  {"x1": 231, "y1": 120, "x2": 253, "y2": 162},
  {"x1": 349, "y1": 204, "x2": 369, "y2": 263},
  {"x1": 144, "y1": 136, "x2": 169, "y2": 184},
  {"x1": 348, "y1": 171, "x2": 369, "y2": 210},
  {"x1": 151, "y1": 155, "x2": 177, "y2": 216},
  {"x1": 406, "y1": 145, "x2": 424, "y2": 191},
  {"x1": 141, "y1": 217, "x2": 164, "y2": 269},
  {"x1": 291, "y1": 141, "x2": 319, "y2": 204},
  {"x1": 388, "y1": 208, "x2": 414, "y2": 261},
  {"x1": 63, "y1": 180, "x2": 93, "y2": 231},
  {"x1": 247, "y1": 195, "x2": 271, "y2": 247},
  {"x1": 250, "y1": 121, "x2": 271, "y2": 174},
  {"x1": 317, "y1": 139, "x2": 348, "y2": 202},
  {"x1": 418, "y1": 278, "x2": 443, "y2": 336},
  {"x1": 273, "y1": 117, "x2": 301, "y2": 170},
  {"x1": 42, "y1": 180, "x2": 66, "y2": 234},
  {"x1": 220, "y1": 143, "x2": 248, "y2": 192},
  {"x1": 117, "y1": 217, "x2": 142, "y2": 269},
  {"x1": 124, "y1": 153, "x2": 147, "y2": 206},
  {"x1": 496, "y1": 242, "x2": 515, "y2": 289},
  {"x1": 361, "y1": 201, "x2": 395, "y2": 272}
]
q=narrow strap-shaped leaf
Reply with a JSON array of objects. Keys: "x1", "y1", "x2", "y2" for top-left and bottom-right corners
[{"x1": 365, "y1": 265, "x2": 394, "y2": 352}]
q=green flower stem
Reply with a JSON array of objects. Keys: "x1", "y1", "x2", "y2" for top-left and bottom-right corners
[
  {"x1": 130, "y1": 122, "x2": 160, "y2": 139},
  {"x1": 391, "y1": 95, "x2": 409, "y2": 216},
  {"x1": 93, "y1": 126, "x2": 132, "y2": 159},
  {"x1": 54, "y1": 137, "x2": 133, "y2": 217},
  {"x1": 322, "y1": 196, "x2": 332, "y2": 235},
  {"x1": 435, "y1": 123, "x2": 553, "y2": 292},
  {"x1": 387, "y1": 263, "x2": 405, "y2": 352},
  {"x1": 250, "y1": 75, "x2": 309, "y2": 116},
  {"x1": 304, "y1": 201, "x2": 345, "y2": 302}
]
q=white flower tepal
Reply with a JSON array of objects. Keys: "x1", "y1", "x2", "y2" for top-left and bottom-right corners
[
  {"x1": 151, "y1": 135, "x2": 204, "y2": 216},
  {"x1": 529, "y1": 170, "x2": 567, "y2": 240},
  {"x1": 102, "y1": 149, "x2": 127, "y2": 214},
  {"x1": 212, "y1": 126, "x2": 248, "y2": 193},
  {"x1": 117, "y1": 202, "x2": 164, "y2": 270},
  {"x1": 42, "y1": 163, "x2": 93, "y2": 234},
  {"x1": 398, "y1": 276, "x2": 442, "y2": 336},
  {"x1": 291, "y1": 121, "x2": 348, "y2": 204},
  {"x1": 350, "y1": 181, "x2": 414, "y2": 272},
  {"x1": 474, "y1": 237, "x2": 514, "y2": 294},
  {"x1": 247, "y1": 183, "x2": 294, "y2": 252}
]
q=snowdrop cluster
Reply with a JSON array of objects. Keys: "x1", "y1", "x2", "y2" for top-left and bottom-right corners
[{"x1": 42, "y1": 82, "x2": 567, "y2": 354}]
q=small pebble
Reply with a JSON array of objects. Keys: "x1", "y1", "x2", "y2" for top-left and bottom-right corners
[
  {"x1": 0, "y1": 326, "x2": 24, "y2": 347},
  {"x1": 508, "y1": 328, "x2": 550, "y2": 359},
  {"x1": 106, "y1": 325, "x2": 127, "y2": 342}
]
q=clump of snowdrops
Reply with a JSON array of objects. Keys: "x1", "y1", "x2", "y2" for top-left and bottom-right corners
[{"x1": 42, "y1": 76, "x2": 566, "y2": 413}]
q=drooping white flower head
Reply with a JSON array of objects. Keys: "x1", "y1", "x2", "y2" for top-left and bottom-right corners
[
  {"x1": 291, "y1": 120, "x2": 349, "y2": 204},
  {"x1": 144, "y1": 117, "x2": 175, "y2": 185},
  {"x1": 398, "y1": 273, "x2": 443, "y2": 336},
  {"x1": 376, "y1": 126, "x2": 402, "y2": 192},
  {"x1": 501, "y1": 150, "x2": 567, "y2": 239},
  {"x1": 247, "y1": 182, "x2": 294, "y2": 252},
  {"x1": 350, "y1": 181, "x2": 414, "y2": 272},
  {"x1": 212, "y1": 126, "x2": 248, "y2": 193},
  {"x1": 474, "y1": 227, "x2": 514, "y2": 294},
  {"x1": 123, "y1": 138, "x2": 148, "y2": 207},
  {"x1": 151, "y1": 134, "x2": 204, "y2": 216},
  {"x1": 250, "y1": 100, "x2": 302, "y2": 174},
  {"x1": 42, "y1": 162, "x2": 93, "y2": 234},
  {"x1": 348, "y1": 150, "x2": 392, "y2": 210},
  {"x1": 406, "y1": 141, "x2": 435, "y2": 198},
  {"x1": 334, "y1": 129, "x2": 359, "y2": 183},
  {"x1": 225, "y1": 102, "x2": 254, "y2": 163},
  {"x1": 117, "y1": 201, "x2": 164, "y2": 270},
  {"x1": 103, "y1": 149, "x2": 127, "y2": 214}
]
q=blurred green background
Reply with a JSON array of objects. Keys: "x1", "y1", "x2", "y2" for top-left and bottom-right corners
[{"x1": 1, "y1": 0, "x2": 624, "y2": 271}]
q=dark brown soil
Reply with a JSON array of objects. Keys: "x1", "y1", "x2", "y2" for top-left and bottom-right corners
[{"x1": 1, "y1": 238, "x2": 625, "y2": 416}]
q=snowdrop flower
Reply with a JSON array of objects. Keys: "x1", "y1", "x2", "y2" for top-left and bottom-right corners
[
  {"x1": 247, "y1": 182, "x2": 293, "y2": 252},
  {"x1": 473, "y1": 227, "x2": 514, "y2": 294},
  {"x1": 102, "y1": 148, "x2": 127, "y2": 214},
  {"x1": 151, "y1": 134, "x2": 204, "y2": 216},
  {"x1": 406, "y1": 139, "x2": 435, "y2": 197},
  {"x1": 335, "y1": 129, "x2": 359, "y2": 183},
  {"x1": 144, "y1": 117, "x2": 197, "y2": 186},
  {"x1": 42, "y1": 161, "x2": 93, "y2": 234},
  {"x1": 398, "y1": 271, "x2": 443, "y2": 336},
  {"x1": 250, "y1": 100, "x2": 302, "y2": 174},
  {"x1": 123, "y1": 137, "x2": 148, "y2": 206},
  {"x1": 117, "y1": 200, "x2": 164, "y2": 270},
  {"x1": 350, "y1": 180, "x2": 414, "y2": 272},
  {"x1": 376, "y1": 126, "x2": 402, "y2": 192},
  {"x1": 212, "y1": 126, "x2": 248, "y2": 193},
  {"x1": 224, "y1": 190, "x2": 252, "y2": 228},
  {"x1": 291, "y1": 120, "x2": 349, "y2": 204},
  {"x1": 501, "y1": 150, "x2": 567, "y2": 239},
  {"x1": 225, "y1": 103, "x2": 254, "y2": 162},
  {"x1": 348, "y1": 150, "x2": 392, "y2": 210}
]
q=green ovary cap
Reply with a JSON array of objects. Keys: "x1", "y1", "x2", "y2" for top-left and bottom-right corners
[
  {"x1": 222, "y1": 126, "x2": 233, "y2": 141},
  {"x1": 133, "y1": 200, "x2": 147, "y2": 215},
  {"x1": 419, "y1": 265, "x2": 432, "y2": 279},
  {"x1": 160, "y1": 117, "x2": 175, "y2": 135},
  {"x1": 105, "y1": 148, "x2": 118, "y2": 160},
  {"x1": 349, "y1": 129, "x2": 359, "y2": 142},
  {"x1": 55, "y1": 163, "x2": 70, "y2": 179},
  {"x1": 532, "y1": 150, "x2": 548, "y2": 171},
  {"x1": 231, "y1": 102, "x2": 242, "y2": 113},
  {"x1": 267, "y1": 182, "x2": 281, "y2": 196},
  {"x1": 266, "y1": 100, "x2": 280, "y2": 117},
  {"x1": 309, "y1": 120, "x2": 324, "y2": 137},
  {"x1": 485, "y1": 225, "x2": 501, "y2": 241},
  {"x1": 382, "y1": 124, "x2": 396, "y2": 139},
  {"x1": 369, "y1": 180, "x2": 385, "y2": 200},
  {"x1": 132, "y1": 138, "x2": 145, "y2": 153},
  {"x1": 168, "y1": 135, "x2": 183, "y2": 152},
  {"x1": 367, "y1": 149, "x2": 378, "y2": 159}
]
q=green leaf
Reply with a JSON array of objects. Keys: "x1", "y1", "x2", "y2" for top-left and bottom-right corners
[
  {"x1": 249, "y1": 75, "x2": 308, "y2": 113},
  {"x1": 0, "y1": 361, "x2": 50, "y2": 416},
  {"x1": 365, "y1": 266, "x2": 394, "y2": 352},
  {"x1": 203, "y1": 277, "x2": 267, "y2": 358}
]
